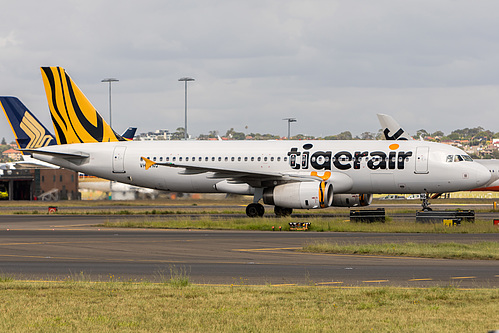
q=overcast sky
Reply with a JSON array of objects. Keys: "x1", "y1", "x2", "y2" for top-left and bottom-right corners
[{"x1": 1, "y1": 0, "x2": 499, "y2": 142}]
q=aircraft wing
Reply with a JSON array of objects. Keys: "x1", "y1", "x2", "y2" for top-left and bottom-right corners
[
  {"x1": 141, "y1": 157, "x2": 353, "y2": 192},
  {"x1": 141, "y1": 156, "x2": 315, "y2": 180}
]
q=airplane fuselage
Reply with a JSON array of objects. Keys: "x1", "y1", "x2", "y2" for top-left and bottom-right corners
[{"x1": 31, "y1": 140, "x2": 491, "y2": 195}]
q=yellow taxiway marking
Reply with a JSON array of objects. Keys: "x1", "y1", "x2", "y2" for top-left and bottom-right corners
[
  {"x1": 451, "y1": 276, "x2": 476, "y2": 280},
  {"x1": 0, "y1": 253, "x2": 182, "y2": 263},
  {"x1": 362, "y1": 280, "x2": 389, "y2": 283},
  {"x1": 234, "y1": 247, "x2": 301, "y2": 252},
  {"x1": 408, "y1": 278, "x2": 433, "y2": 281},
  {"x1": 270, "y1": 283, "x2": 297, "y2": 286},
  {"x1": 234, "y1": 247, "x2": 427, "y2": 260},
  {"x1": 316, "y1": 281, "x2": 344, "y2": 285},
  {"x1": 0, "y1": 239, "x2": 190, "y2": 246}
]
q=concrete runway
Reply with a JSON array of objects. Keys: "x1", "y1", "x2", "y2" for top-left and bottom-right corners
[{"x1": 0, "y1": 215, "x2": 497, "y2": 287}]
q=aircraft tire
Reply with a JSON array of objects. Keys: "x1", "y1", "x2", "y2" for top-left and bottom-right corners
[
  {"x1": 274, "y1": 206, "x2": 293, "y2": 217},
  {"x1": 246, "y1": 203, "x2": 265, "y2": 217}
]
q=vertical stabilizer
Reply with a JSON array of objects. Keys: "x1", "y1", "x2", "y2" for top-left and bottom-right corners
[
  {"x1": 40, "y1": 67, "x2": 125, "y2": 144},
  {"x1": 0, "y1": 96, "x2": 56, "y2": 149}
]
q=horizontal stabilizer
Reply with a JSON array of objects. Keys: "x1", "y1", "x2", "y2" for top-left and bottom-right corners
[{"x1": 22, "y1": 148, "x2": 89, "y2": 160}]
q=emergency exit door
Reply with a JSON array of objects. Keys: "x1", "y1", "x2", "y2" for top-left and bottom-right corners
[{"x1": 415, "y1": 146, "x2": 429, "y2": 174}]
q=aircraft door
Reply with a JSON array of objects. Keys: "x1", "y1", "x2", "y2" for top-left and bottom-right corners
[
  {"x1": 415, "y1": 146, "x2": 429, "y2": 174},
  {"x1": 113, "y1": 146, "x2": 127, "y2": 173}
]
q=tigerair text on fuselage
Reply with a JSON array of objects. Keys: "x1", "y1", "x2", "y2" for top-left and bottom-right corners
[{"x1": 287, "y1": 143, "x2": 412, "y2": 171}]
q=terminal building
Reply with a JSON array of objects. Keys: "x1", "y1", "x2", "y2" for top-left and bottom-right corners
[{"x1": 0, "y1": 168, "x2": 79, "y2": 201}]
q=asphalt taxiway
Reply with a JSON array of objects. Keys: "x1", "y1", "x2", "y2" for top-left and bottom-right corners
[{"x1": 0, "y1": 215, "x2": 497, "y2": 287}]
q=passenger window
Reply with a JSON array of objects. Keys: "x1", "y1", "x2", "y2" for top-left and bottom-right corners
[
  {"x1": 159, "y1": 157, "x2": 163, "y2": 162},
  {"x1": 277, "y1": 157, "x2": 281, "y2": 162},
  {"x1": 238, "y1": 157, "x2": 241, "y2": 162},
  {"x1": 179, "y1": 157, "x2": 183, "y2": 162},
  {"x1": 153, "y1": 157, "x2": 156, "y2": 161},
  {"x1": 251, "y1": 157, "x2": 255, "y2": 162},
  {"x1": 186, "y1": 157, "x2": 189, "y2": 161},
  {"x1": 225, "y1": 157, "x2": 228, "y2": 162},
  {"x1": 271, "y1": 157, "x2": 274, "y2": 162},
  {"x1": 173, "y1": 157, "x2": 176, "y2": 161},
  {"x1": 218, "y1": 157, "x2": 222, "y2": 161},
  {"x1": 264, "y1": 157, "x2": 267, "y2": 162},
  {"x1": 231, "y1": 157, "x2": 235, "y2": 162},
  {"x1": 205, "y1": 157, "x2": 209, "y2": 161},
  {"x1": 166, "y1": 157, "x2": 170, "y2": 161},
  {"x1": 244, "y1": 157, "x2": 248, "y2": 162},
  {"x1": 258, "y1": 157, "x2": 261, "y2": 162},
  {"x1": 284, "y1": 157, "x2": 287, "y2": 162}
]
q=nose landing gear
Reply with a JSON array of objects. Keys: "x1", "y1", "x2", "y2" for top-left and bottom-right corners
[{"x1": 420, "y1": 193, "x2": 432, "y2": 211}]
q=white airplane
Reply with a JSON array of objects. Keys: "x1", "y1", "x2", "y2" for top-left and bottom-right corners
[
  {"x1": 22, "y1": 67, "x2": 491, "y2": 217},
  {"x1": 377, "y1": 113, "x2": 499, "y2": 192}
]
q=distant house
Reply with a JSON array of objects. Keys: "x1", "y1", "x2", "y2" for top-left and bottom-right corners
[{"x1": 2, "y1": 148, "x2": 21, "y2": 161}]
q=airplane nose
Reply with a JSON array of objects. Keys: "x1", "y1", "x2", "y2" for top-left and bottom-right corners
[{"x1": 475, "y1": 163, "x2": 491, "y2": 187}]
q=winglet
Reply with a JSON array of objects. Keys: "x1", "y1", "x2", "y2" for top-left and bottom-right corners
[
  {"x1": 141, "y1": 156, "x2": 156, "y2": 170},
  {"x1": 377, "y1": 113, "x2": 412, "y2": 141}
]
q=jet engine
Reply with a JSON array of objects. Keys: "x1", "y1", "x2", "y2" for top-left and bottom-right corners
[
  {"x1": 263, "y1": 181, "x2": 333, "y2": 209},
  {"x1": 331, "y1": 193, "x2": 373, "y2": 207}
]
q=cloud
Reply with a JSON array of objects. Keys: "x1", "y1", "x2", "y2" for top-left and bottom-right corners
[{"x1": 1, "y1": 0, "x2": 499, "y2": 143}]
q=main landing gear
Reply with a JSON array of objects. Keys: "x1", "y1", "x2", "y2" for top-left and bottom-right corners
[
  {"x1": 245, "y1": 188, "x2": 294, "y2": 217},
  {"x1": 246, "y1": 203, "x2": 265, "y2": 217},
  {"x1": 245, "y1": 203, "x2": 293, "y2": 217}
]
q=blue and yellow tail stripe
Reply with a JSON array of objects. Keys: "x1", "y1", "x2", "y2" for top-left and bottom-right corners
[
  {"x1": 0, "y1": 96, "x2": 56, "y2": 149},
  {"x1": 40, "y1": 67, "x2": 125, "y2": 144}
]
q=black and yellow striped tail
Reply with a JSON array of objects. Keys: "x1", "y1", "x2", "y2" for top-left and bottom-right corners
[{"x1": 40, "y1": 67, "x2": 125, "y2": 144}]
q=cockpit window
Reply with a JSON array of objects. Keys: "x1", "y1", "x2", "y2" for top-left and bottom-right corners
[{"x1": 447, "y1": 154, "x2": 473, "y2": 162}]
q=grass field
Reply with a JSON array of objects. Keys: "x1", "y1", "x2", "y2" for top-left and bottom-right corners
[
  {"x1": 101, "y1": 216, "x2": 499, "y2": 233},
  {"x1": 302, "y1": 241, "x2": 499, "y2": 260},
  {"x1": 0, "y1": 281, "x2": 497, "y2": 332}
]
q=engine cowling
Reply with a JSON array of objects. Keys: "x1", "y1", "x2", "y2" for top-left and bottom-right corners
[
  {"x1": 331, "y1": 193, "x2": 373, "y2": 207},
  {"x1": 263, "y1": 181, "x2": 333, "y2": 209}
]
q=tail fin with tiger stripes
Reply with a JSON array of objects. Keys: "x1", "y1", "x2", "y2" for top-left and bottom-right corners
[{"x1": 40, "y1": 67, "x2": 126, "y2": 144}]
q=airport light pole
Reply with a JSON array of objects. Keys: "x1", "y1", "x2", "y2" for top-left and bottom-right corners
[
  {"x1": 101, "y1": 78, "x2": 118, "y2": 200},
  {"x1": 283, "y1": 118, "x2": 297, "y2": 139},
  {"x1": 101, "y1": 78, "x2": 119, "y2": 127},
  {"x1": 178, "y1": 77, "x2": 195, "y2": 140}
]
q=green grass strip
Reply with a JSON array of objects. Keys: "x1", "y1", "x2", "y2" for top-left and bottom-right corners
[
  {"x1": 101, "y1": 216, "x2": 499, "y2": 233},
  {"x1": 302, "y1": 241, "x2": 499, "y2": 260},
  {"x1": 0, "y1": 281, "x2": 496, "y2": 332}
]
